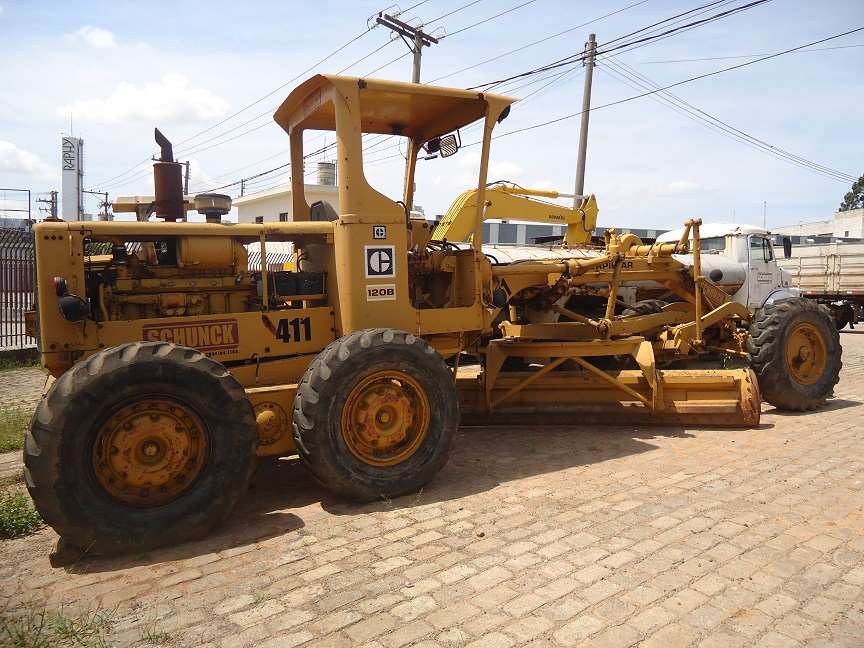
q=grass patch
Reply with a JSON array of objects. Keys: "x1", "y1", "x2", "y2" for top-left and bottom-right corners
[
  {"x1": 0, "y1": 490, "x2": 42, "y2": 539},
  {"x1": 0, "y1": 604, "x2": 117, "y2": 648},
  {"x1": 141, "y1": 623, "x2": 174, "y2": 645},
  {"x1": 0, "y1": 407, "x2": 32, "y2": 452},
  {"x1": 0, "y1": 352, "x2": 39, "y2": 372}
]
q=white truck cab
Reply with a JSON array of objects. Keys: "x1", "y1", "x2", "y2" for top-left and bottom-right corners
[{"x1": 657, "y1": 223, "x2": 799, "y2": 313}]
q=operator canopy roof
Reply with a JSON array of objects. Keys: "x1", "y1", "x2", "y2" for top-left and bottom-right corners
[{"x1": 274, "y1": 74, "x2": 515, "y2": 143}]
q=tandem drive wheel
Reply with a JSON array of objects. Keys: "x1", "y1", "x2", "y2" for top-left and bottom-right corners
[
  {"x1": 293, "y1": 328, "x2": 458, "y2": 501},
  {"x1": 24, "y1": 342, "x2": 257, "y2": 564}
]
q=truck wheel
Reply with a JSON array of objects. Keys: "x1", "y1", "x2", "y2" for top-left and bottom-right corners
[
  {"x1": 748, "y1": 298, "x2": 841, "y2": 411},
  {"x1": 24, "y1": 342, "x2": 257, "y2": 562},
  {"x1": 621, "y1": 299, "x2": 666, "y2": 317},
  {"x1": 833, "y1": 304, "x2": 853, "y2": 331},
  {"x1": 293, "y1": 328, "x2": 457, "y2": 501}
]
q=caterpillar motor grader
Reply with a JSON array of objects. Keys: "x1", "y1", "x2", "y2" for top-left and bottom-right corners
[{"x1": 24, "y1": 75, "x2": 840, "y2": 563}]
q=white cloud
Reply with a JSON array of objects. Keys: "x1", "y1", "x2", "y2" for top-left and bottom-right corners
[
  {"x1": 74, "y1": 25, "x2": 117, "y2": 48},
  {"x1": 0, "y1": 6, "x2": 4, "y2": 16},
  {"x1": 664, "y1": 180, "x2": 701, "y2": 194},
  {"x1": 0, "y1": 141, "x2": 53, "y2": 178},
  {"x1": 58, "y1": 74, "x2": 229, "y2": 124},
  {"x1": 489, "y1": 160, "x2": 522, "y2": 179}
]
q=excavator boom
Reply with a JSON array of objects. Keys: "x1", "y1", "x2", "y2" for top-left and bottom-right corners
[{"x1": 432, "y1": 182, "x2": 599, "y2": 246}]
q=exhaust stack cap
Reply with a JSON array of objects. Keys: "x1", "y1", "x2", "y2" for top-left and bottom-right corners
[{"x1": 155, "y1": 128, "x2": 174, "y2": 162}]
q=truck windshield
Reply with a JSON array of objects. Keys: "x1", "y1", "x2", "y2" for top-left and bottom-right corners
[{"x1": 699, "y1": 237, "x2": 726, "y2": 252}]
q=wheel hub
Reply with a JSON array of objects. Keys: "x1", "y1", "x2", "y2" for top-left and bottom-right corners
[
  {"x1": 341, "y1": 371, "x2": 430, "y2": 467},
  {"x1": 92, "y1": 399, "x2": 208, "y2": 507},
  {"x1": 785, "y1": 323, "x2": 827, "y2": 385}
]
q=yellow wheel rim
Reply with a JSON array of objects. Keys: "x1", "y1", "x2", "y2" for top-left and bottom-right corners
[
  {"x1": 92, "y1": 398, "x2": 208, "y2": 507},
  {"x1": 785, "y1": 322, "x2": 827, "y2": 385},
  {"x1": 341, "y1": 370, "x2": 430, "y2": 467}
]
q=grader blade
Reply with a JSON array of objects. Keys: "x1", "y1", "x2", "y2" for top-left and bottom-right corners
[{"x1": 457, "y1": 367, "x2": 761, "y2": 427}]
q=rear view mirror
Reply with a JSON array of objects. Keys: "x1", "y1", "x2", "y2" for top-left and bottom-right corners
[
  {"x1": 782, "y1": 236, "x2": 792, "y2": 259},
  {"x1": 424, "y1": 131, "x2": 461, "y2": 159}
]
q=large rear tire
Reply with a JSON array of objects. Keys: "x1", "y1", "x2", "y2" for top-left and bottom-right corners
[
  {"x1": 24, "y1": 342, "x2": 257, "y2": 562},
  {"x1": 293, "y1": 328, "x2": 457, "y2": 501},
  {"x1": 748, "y1": 298, "x2": 841, "y2": 411}
]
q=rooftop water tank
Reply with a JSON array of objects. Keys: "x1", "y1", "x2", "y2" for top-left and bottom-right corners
[{"x1": 317, "y1": 161, "x2": 336, "y2": 186}]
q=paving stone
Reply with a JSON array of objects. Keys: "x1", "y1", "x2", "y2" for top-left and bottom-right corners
[
  {"x1": 552, "y1": 614, "x2": 606, "y2": 646},
  {"x1": 6, "y1": 334, "x2": 864, "y2": 648}
]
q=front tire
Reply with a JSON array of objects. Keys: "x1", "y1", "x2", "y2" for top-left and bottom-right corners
[
  {"x1": 24, "y1": 342, "x2": 257, "y2": 560},
  {"x1": 293, "y1": 328, "x2": 457, "y2": 501},
  {"x1": 748, "y1": 298, "x2": 841, "y2": 411}
]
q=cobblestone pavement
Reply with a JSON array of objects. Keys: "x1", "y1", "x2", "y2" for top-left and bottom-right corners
[
  {"x1": 0, "y1": 366, "x2": 47, "y2": 411},
  {"x1": 2, "y1": 333, "x2": 863, "y2": 647}
]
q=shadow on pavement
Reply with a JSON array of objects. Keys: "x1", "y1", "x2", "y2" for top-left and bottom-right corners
[
  {"x1": 69, "y1": 421, "x2": 744, "y2": 571},
  {"x1": 764, "y1": 398, "x2": 862, "y2": 417},
  {"x1": 323, "y1": 423, "x2": 699, "y2": 515}
]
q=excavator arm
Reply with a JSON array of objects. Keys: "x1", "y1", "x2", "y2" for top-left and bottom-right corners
[{"x1": 432, "y1": 182, "x2": 599, "y2": 246}]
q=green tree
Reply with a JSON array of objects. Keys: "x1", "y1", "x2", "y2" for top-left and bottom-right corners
[{"x1": 839, "y1": 174, "x2": 864, "y2": 211}]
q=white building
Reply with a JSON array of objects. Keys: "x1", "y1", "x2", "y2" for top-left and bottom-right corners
[
  {"x1": 773, "y1": 208, "x2": 864, "y2": 240},
  {"x1": 233, "y1": 183, "x2": 339, "y2": 224}
]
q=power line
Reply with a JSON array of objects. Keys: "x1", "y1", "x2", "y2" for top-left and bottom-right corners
[
  {"x1": 638, "y1": 43, "x2": 864, "y2": 63},
  {"x1": 427, "y1": 0, "x2": 650, "y2": 84},
  {"x1": 190, "y1": 1, "x2": 758, "y2": 196},
  {"x1": 600, "y1": 0, "x2": 729, "y2": 48},
  {"x1": 91, "y1": 12, "x2": 394, "y2": 189},
  {"x1": 426, "y1": 0, "x2": 486, "y2": 25},
  {"x1": 599, "y1": 59, "x2": 855, "y2": 182},
  {"x1": 469, "y1": 27, "x2": 864, "y2": 165},
  {"x1": 440, "y1": 0, "x2": 538, "y2": 39},
  {"x1": 470, "y1": 0, "x2": 773, "y2": 89}
]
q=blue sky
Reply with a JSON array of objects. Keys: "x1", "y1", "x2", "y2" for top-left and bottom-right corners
[{"x1": 0, "y1": 0, "x2": 862, "y2": 229}]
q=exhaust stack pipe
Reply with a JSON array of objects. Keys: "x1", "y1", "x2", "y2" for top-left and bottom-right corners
[
  {"x1": 155, "y1": 127, "x2": 174, "y2": 162},
  {"x1": 153, "y1": 128, "x2": 184, "y2": 221}
]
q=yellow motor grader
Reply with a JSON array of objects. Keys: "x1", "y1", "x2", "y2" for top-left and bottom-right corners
[{"x1": 24, "y1": 75, "x2": 840, "y2": 562}]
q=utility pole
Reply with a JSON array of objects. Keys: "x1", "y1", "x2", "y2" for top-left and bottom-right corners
[
  {"x1": 184, "y1": 161, "x2": 191, "y2": 195},
  {"x1": 36, "y1": 191, "x2": 58, "y2": 219},
  {"x1": 762, "y1": 200, "x2": 767, "y2": 229},
  {"x1": 375, "y1": 13, "x2": 439, "y2": 83},
  {"x1": 83, "y1": 189, "x2": 111, "y2": 221},
  {"x1": 375, "y1": 12, "x2": 439, "y2": 210},
  {"x1": 573, "y1": 33, "x2": 597, "y2": 205},
  {"x1": 100, "y1": 192, "x2": 111, "y2": 221}
]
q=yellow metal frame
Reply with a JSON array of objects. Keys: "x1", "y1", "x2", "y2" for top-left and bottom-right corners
[{"x1": 432, "y1": 183, "x2": 599, "y2": 246}]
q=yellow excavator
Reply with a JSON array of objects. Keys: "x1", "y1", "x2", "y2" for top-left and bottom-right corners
[{"x1": 431, "y1": 181, "x2": 599, "y2": 246}]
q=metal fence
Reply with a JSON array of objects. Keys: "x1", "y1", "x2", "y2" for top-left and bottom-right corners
[{"x1": 1, "y1": 228, "x2": 36, "y2": 350}]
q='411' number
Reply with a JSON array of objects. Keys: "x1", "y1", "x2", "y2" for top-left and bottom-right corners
[{"x1": 275, "y1": 316, "x2": 312, "y2": 343}]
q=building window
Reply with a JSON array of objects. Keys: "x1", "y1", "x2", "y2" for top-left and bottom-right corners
[
  {"x1": 279, "y1": 212, "x2": 289, "y2": 222},
  {"x1": 255, "y1": 216, "x2": 264, "y2": 224}
]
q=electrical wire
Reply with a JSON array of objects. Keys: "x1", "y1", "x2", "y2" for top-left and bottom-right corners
[
  {"x1": 471, "y1": 26, "x2": 864, "y2": 164},
  {"x1": 470, "y1": 0, "x2": 773, "y2": 90},
  {"x1": 638, "y1": 43, "x2": 864, "y2": 63},
  {"x1": 185, "y1": 0, "x2": 747, "y2": 196},
  {"x1": 91, "y1": 11, "x2": 394, "y2": 189},
  {"x1": 425, "y1": 0, "x2": 486, "y2": 25},
  {"x1": 440, "y1": 0, "x2": 538, "y2": 39},
  {"x1": 599, "y1": 59, "x2": 855, "y2": 182},
  {"x1": 427, "y1": 0, "x2": 650, "y2": 84}
]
